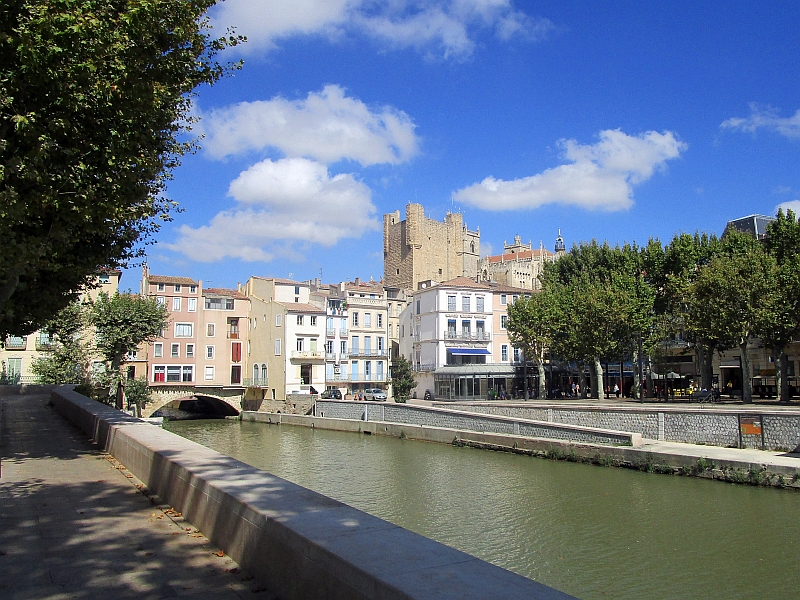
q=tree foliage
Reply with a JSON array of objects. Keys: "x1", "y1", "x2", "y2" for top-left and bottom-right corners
[
  {"x1": 506, "y1": 291, "x2": 552, "y2": 399},
  {"x1": 0, "y1": 0, "x2": 242, "y2": 336},
  {"x1": 30, "y1": 300, "x2": 92, "y2": 384},
  {"x1": 91, "y1": 292, "x2": 169, "y2": 408},
  {"x1": 390, "y1": 355, "x2": 415, "y2": 403}
]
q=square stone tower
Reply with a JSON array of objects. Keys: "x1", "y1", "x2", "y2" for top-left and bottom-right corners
[{"x1": 383, "y1": 203, "x2": 480, "y2": 290}]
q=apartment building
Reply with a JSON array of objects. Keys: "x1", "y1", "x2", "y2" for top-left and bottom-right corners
[
  {"x1": 1, "y1": 270, "x2": 121, "y2": 382},
  {"x1": 199, "y1": 288, "x2": 250, "y2": 389},
  {"x1": 342, "y1": 279, "x2": 389, "y2": 395},
  {"x1": 385, "y1": 286, "x2": 410, "y2": 361}
]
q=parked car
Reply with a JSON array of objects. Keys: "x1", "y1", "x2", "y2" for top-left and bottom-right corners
[
  {"x1": 320, "y1": 388, "x2": 342, "y2": 400},
  {"x1": 423, "y1": 389, "x2": 434, "y2": 401},
  {"x1": 363, "y1": 388, "x2": 387, "y2": 401}
]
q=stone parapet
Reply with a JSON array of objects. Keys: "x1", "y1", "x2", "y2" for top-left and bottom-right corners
[{"x1": 50, "y1": 386, "x2": 574, "y2": 600}]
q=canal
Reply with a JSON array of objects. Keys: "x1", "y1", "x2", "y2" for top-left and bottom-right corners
[{"x1": 165, "y1": 419, "x2": 800, "y2": 600}]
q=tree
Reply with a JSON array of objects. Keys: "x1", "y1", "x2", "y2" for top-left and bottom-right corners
[
  {"x1": 30, "y1": 300, "x2": 92, "y2": 384},
  {"x1": 689, "y1": 232, "x2": 775, "y2": 403},
  {"x1": 124, "y1": 376, "x2": 152, "y2": 418},
  {"x1": 506, "y1": 291, "x2": 553, "y2": 400},
  {"x1": 91, "y1": 292, "x2": 169, "y2": 409},
  {"x1": 390, "y1": 356, "x2": 416, "y2": 403},
  {"x1": 0, "y1": 0, "x2": 242, "y2": 336}
]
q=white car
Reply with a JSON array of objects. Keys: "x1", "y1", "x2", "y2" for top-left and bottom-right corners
[{"x1": 363, "y1": 388, "x2": 387, "y2": 401}]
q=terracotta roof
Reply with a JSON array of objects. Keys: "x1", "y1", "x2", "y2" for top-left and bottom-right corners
[
  {"x1": 285, "y1": 302, "x2": 325, "y2": 314},
  {"x1": 204, "y1": 288, "x2": 248, "y2": 300},
  {"x1": 487, "y1": 282, "x2": 532, "y2": 294},
  {"x1": 485, "y1": 249, "x2": 554, "y2": 263},
  {"x1": 148, "y1": 275, "x2": 198, "y2": 285},
  {"x1": 436, "y1": 276, "x2": 491, "y2": 290},
  {"x1": 272, "y1": 277, "x2": 306, "y2": 286},
  {"x1": 345, "y1": 280, "x2": 384, "y2": 291},
  {"x1": 98, "y1": 267, "x2": 122, "y2": 275}
]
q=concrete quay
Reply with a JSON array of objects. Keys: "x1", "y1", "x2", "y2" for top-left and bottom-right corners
[
  {"x1": 0, "y1": 389, "x2": 266, "y2": 600},
  {"x1": 30, "y1": 386, "x2": 574, "y2": 600}
]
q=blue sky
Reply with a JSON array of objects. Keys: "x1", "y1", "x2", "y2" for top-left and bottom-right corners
[{"x1": 127, "y1": 1, "x2": 800, "y2": 290}]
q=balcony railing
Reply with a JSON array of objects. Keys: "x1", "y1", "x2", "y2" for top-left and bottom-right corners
[
  {"x1": 5, "y1": 336, "x2": 26, "y2": 350},
  {"x1": 290, "y1": 350, "x2": 325, "y2": 360},
  {"x1": 242, "y1": 378, "x2": 268, "y2": 388},
  {"x1": 349, "y1": 348, "x2": 389, "y2": 358},
  {"x1": 326, "y1": 328, "x2": 336, "y2": 337},
  {"x1": 326, "y1": 372, "x2": 389, "y2": 383},
  {"x1": 444, "y1": 331, "x2": 491, "y2": 342},
  {"x1": 228, "y1": 331, "x2": 240, "y2": 339},
  {"x1": 413, "y1": 363, "x2": 437, "y2": 372}
]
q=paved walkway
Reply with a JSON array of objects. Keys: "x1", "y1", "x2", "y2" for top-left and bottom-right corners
[{"x1": 0, "y1": 391, "x2": 273, "y2": 600}]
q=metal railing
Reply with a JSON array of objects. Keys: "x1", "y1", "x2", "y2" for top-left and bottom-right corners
[
  {"x1": 242, "y1": 378, "x2": 268, "y2": 387},
  {"x1": 444, "y1": 331, "x2": 491, "y2": 341},
  {"x1": 326, "y1": 372, "x2": 389, "y2": 383},
  {"x1": 4, "y1": 336, "x2": 26, "y2": 350},
  {"x1": 348, "y1": 349, "x2": 388, "y2": 358}
]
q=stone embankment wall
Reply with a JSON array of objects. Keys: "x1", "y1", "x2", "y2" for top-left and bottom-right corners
[
  {"x1": 442, "y1": 403, "x2": 800, "y2": 451},
  {"x1": 315, "y1": 400, "x2": 642, "y2": 447},
  {"x1": 50, "y1": 386, "x2": 574, "y2": 600}
]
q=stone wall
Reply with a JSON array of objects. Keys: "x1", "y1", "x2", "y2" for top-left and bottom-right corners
[
  {"x1": 144, "y1": 386, "x2": 244, "y2": 417},
  {"x1": 315, "y1": 400, "x2": 642, "y2": 446},
  {"x1": 444, "y1": 403, "x2": 800, "y2": 451}
]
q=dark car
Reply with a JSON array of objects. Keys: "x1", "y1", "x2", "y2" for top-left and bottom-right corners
[{"x1": 320, "y1": 388, "x2": 342, "y2": 400}]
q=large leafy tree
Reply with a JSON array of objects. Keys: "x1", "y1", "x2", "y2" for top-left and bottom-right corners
[
  {"x1": 91, "y1": 292, "x2": 169, "y2": 409},
  {"x1": 30, "y1": 300, "x2": 92, "y2": 384},
  {"x1": 390, "y1": 355, "x2": 416, "y2": 403},
  {"x1": 506, "y1": 290, "x2": 553, "y2": 400},
  {"x1": 688, "y1": 232, "x2": 775, "y2": 403},
  {"x1": 0, "y1": 0, "x2": 242, "y2": 336}
]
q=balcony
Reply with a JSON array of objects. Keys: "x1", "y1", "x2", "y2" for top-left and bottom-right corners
[
  {"x1": 5, "y1": 336, "x2": 26, "y2": 350},
  {"x1": 351, "y1": 371, "x2": 389, "y2": 383},
  {"x1": 228, "y1": 331, "x2": 240, "y2": 339},
  {"x1": 326, "y1": 328, "x2": 336, "y2": 337},
  {"x1": 349, "y1": 348, "x2": 389, "y2": 358},
  {"x1": 242, "y1": 378, "x2": 268, "y2": 388},
  {"x1": 35, "y1": 336, "x2": 53, "y2": 351},
  {"x1": 290, "y1": 350, "x2": 325, "y2": 360},
  {"x1": 445, "y1": 331, "x2": 491, "y2": 342}
]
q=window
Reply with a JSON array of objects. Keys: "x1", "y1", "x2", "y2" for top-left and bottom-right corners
[
  {"x1": 228, "y1": 318, "x2": 239, "y2": 339},
  {"x1": 364, "y1": 336, "x2": 371, "y2": 352},
  {"x1": 377, "y1": 337, "x2": 384, "y2": 350},
  {"x1": 207, "y1": 323, "x2": 215, "y2": 337},
  {"x1": 175, "y1": 323, "x2": 193, "y2": 337},
  {"x1": 182, "y1": 366, "x2": 193, "y2": 382},
  {"x1": 416, "y1": 300, "x2": 421, "y2": 314},
  {"x1": 377, "y1": 314, "x2": 383, "y2": 328},
  {"x1": 171, "y1": 343, "x2": 179, "y2": 357},
  {"x1": 154, "y1": 343, "x2": 163, "y2": 358},
  {"x1": 206, "y1": 346, "x2": 214, "y2": 359},
  {"x1": 167, "y1": 366, "x2": 181, "y2": 382},
  {"x1": 296, "y1": 338, "x2": 304, "y2": 351},
  {"x1": 325, "y1": 340, "x2": 333, "y2": 353},
  {"x1": 501, "y1": 345, "x2": 508, "y2": 361},
  {"x1": 365, "y1": 313, "x2": 371, "y2": 327},
  {"x1": 205, "y1": 366, "x2": 214, "y2": 381},
  {"x1": 126, "y1": 350, "x2": 138, "y2": 361},
  {"x1": 462, "y1": 296, "x2": 470, "y2": 312},
  {"x1": 275, "y1": 339, "x2": 281, "y2": 355},
  {"x1": 172, "y1": 297, "x2": 181, "y2": 311},
  {"x1": 294, "y1": 286, "x2": 300, "y2": 295},
  {"x1": 500, "y1": 294, "x2": 507, "y2": 305},
  {"x1": 340, "y1": 340, "x2": 347, "y2": 353},
  {"x1": 297, "y1": 315, "x2": 304, "y2": 325},
  {"x1": 501, "y1": 315, "x2": 508, "y2": 329},
  {"x1": 365, "y1": 361, "x2": 372, "y2": 378},
  {"x1": 99, "y1": 274, "x2": 109, "y2": 284},
  {"x1": 153, "y1": 366, "x2": 165, "y2": 382},
  {"x1": 157, "y1": 283, "x2": 165, "y2": 292},
  {"x1": 513, "y1": 295, "x2": 519, "y2": 304},
  {"x1": 388, "y1": 324, "x2": 393, "y2": 338},
  {"x1": 232, "y1": 342, "x2": 242, "y2": 363},
  {"x1": 351, "y1": 336, "x2": 359, "y2": 352},
  {"x1": 175, "y1": 284, "x2": 182, "y2": 292},
  {"x1": 476, "y1": 320, "x2": 485, "y2": 334},
  {"x1": 156, "y1": 296, "x2": 166, "y2": 306},
  {"x1": 352, "y1": 312, "x2": 359, "y2": 326},
  {"x1": 476, "y1": 296, "x2": 484, "y2": 312},
  {"x1": 311, "y1": 316, "x2": 317, "y2": 326},
  {"x1": 513, "y1": 348, "x2": 520, "y2": 362},
  {"x1": 205, "y1": 297, "x2": 234, "y2": 310},
  {"x1": 462, "y1": 320, "x2": 471, "y2": 334},
  {"x1": 276, "y1": 314, "x2": 282, "y2": 326},
  {"x1": 186, "y1": 344, "x2": 194, "y2": 358},
  {"x1": 190, "y1": 285, "x2": 197, "y2": 293},
  {"x1": 376, "y1": 361, "x2": 384, "y2": 380},
  {"x1": 447, "y1": 319, "x2": 456, "y2": 334},
  {"x1": 188, "y1": 298, "x2": 197, "y2": 312},
  {"x1": 231, "y1": 365, "x2": 242, "y2": 384}
]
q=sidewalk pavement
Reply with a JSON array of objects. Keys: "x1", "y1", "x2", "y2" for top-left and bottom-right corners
[{"x1": 0, "y1": 391, "x2": 274, "y2": 600}]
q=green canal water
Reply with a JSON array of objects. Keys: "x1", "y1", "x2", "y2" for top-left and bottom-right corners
[{"x1": 165, "y1": 419, "x2": 800, "y2": 600}]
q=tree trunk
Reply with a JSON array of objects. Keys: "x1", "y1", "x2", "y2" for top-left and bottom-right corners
[
  {"x1": 700, "y1": 345, "x2": 714, "y2": 390},
  {"x1": 594, "y1": 357, "x2": 605, "y2": 401},
  {"x1": 739, "y1": 340, "x2": 752, "y2": 404},
  {"x1": 777, "y1": 346, "x2": 789, "y2": 403},
  {"x1": 633, "y1": 347, "x2": 641, "y2": 401},
  {"x1": 522, "y1": 350, "x2": 529, "y2": 400},
  {"x1": 579, "y1": 364, "x2": 588, "y2": 398},
  {"x1": 111, "y1": 354, "x2": 124, "y2": 409},
  {"x1": 537, "y1": 358, "x2": 546, "y2": 400}
]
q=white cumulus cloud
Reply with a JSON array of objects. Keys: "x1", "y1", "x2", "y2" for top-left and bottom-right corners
[
  {"x1": 721, "y1": 104, "x2": 800, "y2": 139},
  {"x1": 198, "y1": 85, "x2": 418, "y2": 165},
  {"x1": 452, "y1": 129, "x2": 686, "y2": 212},
  {"x1": 211, "y1": 0, "x2": 552, "y2": 59},
  {"x1": 775, "y1": 200, "x2": 800, "y2": 216},
  {"x1": 168, "y1": 158, "x2": 380, "y2": 262}
]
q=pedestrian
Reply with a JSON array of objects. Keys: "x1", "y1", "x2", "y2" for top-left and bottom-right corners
[{"x1": 613, "y1": 383, "x2": 620, "y2": 398}]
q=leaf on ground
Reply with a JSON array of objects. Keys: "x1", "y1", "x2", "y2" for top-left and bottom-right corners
[{"x1": 214, "y1": 550, "x2": 224, "y2": 557}]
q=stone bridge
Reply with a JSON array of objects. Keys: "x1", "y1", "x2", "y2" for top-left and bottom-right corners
[{"x1": 144, "y1": 386, "x2": 249, "y2": 418}]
